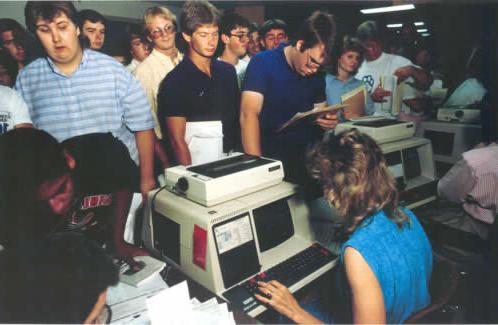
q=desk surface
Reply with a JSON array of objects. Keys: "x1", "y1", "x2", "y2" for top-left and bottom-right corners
[{"x1": 164, "y1": 265, "x2": 259, "y2": 324}]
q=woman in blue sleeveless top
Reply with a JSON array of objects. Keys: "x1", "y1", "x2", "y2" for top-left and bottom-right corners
[{"x1": 255, "y1": 129, "x2": 432, "y2": 324}]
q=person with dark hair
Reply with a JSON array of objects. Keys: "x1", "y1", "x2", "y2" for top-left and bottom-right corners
[
  {"x1": 79, "y1": 9, "x2": 106, "y2": 50},
  {"x1": 243, "y1": 22, "x2": 261, "y2": 61},
  {"x1": 0, "y1": 232, "x2": 118, "y2": 324},
  {"x1": 259, "y1": 18, "x2": 288, "y2": 50},
  {"x1": 255, "y1": 129, "x2": 432, "y2": 324},
  {"x1": 0, "y1": 50, "x2": 18, "y2": 87},
  {"x1": 0, "y1": 128, "x2": 147, "y2": 259},
  {"x1": 0, "y1": 18, "x2": 42, "y2": 70},
  {"x1": 17, "y1": 1, "x2": 156, "y2": 204},
  {"x1": 397, "y1": 40, "x2": 437, "y2": 127},
  {"x1": 157, "y1": 1, "x2": 240, "y2": 166},
  {"x1": 355, "y1": 20, "x2": 432, "y2": 117},
  {"x1": 396, "y1": 22, "x2": 421, "y2": 60},
  {"x1": 126, "y1": 25, "x2": 150, "y2": 73},
  {"x1": 134, "y1": 6, "x2": 182, "y2": 171},
  {"x1": 219, "y1": 12, "x2": 250, "y2": 87},
  {"x1": 325, "y1": 35, "x2": 373, "y2": 119},
  {"x1": 241, "y1": 11, "x2": 336, "y2": 185}
]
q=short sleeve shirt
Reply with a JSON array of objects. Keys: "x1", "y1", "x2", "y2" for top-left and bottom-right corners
[
  {"x1": 60, "y1": 133, "x2": 139, "y2": 242},
  {"x1": 242, "y1": 44, "x2": 325, "y2": 156},
  {"x1": 15, "y1": 49, "x2": 155, "y2": 163},
  {"x1": 0, "y1": 85, "x2": 32, "y2": 134},
  {"x1": 438, "y1": 144, "x2": 498, "y2": 224},
  {"x1": 134, "y1": 49, "x2": 183, "y2": 139},
  {"x1": 355, "y1": 52, "x2": 413, "y2": 116},
  {"x1": 157, "y1": 56, "x2": 240, "y2": 152},
  {"x1": 325, "y1": 74, "x2": 375, "y2": 118}
]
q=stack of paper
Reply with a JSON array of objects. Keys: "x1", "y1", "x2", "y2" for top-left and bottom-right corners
[
  {"x1": 146, "y1": 281, "x2": 235, "y2": 325},
  {"x1": 107, "y1": 272, "x2": 168, "y2": 324}
]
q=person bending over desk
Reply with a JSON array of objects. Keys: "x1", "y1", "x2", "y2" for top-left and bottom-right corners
[
  {"x1": 0, "y1": 128, "x2": 147, "y2": 260},
  {"x1": 240, "y1": 11, "x2": 337, "y2": 187},
  {"x1": 255, "y1": 129, "x2": 433, "y2": 324}
]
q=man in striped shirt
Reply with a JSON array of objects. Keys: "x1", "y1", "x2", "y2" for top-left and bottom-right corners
[
  {"x1": 438, "y1": 142, "x2": 498, "y2": 239},
  {"x1": 15, "y1": 1, "x2": 156, "y2": 199}
]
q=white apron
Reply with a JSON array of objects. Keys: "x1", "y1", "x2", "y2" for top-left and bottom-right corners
[{"x1": 185, "y1": 121, "x2": 224, "y2": 165}]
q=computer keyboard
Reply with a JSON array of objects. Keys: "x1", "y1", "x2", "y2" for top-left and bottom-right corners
[{"x1": 222, "y1": 243, "x2": 337, "y2": 316}]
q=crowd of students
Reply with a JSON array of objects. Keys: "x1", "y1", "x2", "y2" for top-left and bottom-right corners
[{"x1": 0, "y1": 1, "x2": 440, "y2": 323}]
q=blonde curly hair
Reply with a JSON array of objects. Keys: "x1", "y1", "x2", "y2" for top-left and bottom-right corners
[{"x1": 308, "y1": 129, "x2": 409, "y2": 233}]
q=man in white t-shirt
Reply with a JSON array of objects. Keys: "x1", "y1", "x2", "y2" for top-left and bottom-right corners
[
  {"x1": 355, "y1": 21, "x2": 432, "y2": 117},
  {"x1": 0, "y1": 85, "x2": 32, "y2": 134}
]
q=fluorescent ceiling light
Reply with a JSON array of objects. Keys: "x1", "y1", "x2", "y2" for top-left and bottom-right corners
[
  {"x1": 387, "y1": 23, "x2": 403, "y2": 28},
  {"x1": 414, "y1": 22, "x2": 425, "y2": 26},
  {"x1": 421, "y1": 33, "x2": 431, "y2": 37},
  {"x1": 417, "y1": 28, "x2": 428, "y2": 33},
  {"x1": 361, "y1": 4, "x2": 415, "y2": 14}
]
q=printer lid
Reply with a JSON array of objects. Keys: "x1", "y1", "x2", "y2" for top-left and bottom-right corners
[
  {"x1": 352, "y1": 119, "x2": 409, "y2": 128},
  {"x1": 187, "y1": 154, "x2": 277, "y2": 178}
]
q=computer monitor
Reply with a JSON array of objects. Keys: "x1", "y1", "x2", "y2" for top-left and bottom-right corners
[
  {"x1": 419, "y1": 120, "x2": 482, "y2": 176},
  {"x1": 141, "y1": 182, "x2": 322, "y2": 297},
  {"x1": 380, "y1": 137, "x2": 437, "y2": 209}
]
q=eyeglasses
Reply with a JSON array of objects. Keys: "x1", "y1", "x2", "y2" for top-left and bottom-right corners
[
  {"x1": 305, "y1": 51, "x2": 323, "y2": 72},
  {"x1": 150, "y1": 25, "x2": 175, "y2": 38},
  {"x1": 230, "y1": 33, "x2": 249, "y2": 42}
]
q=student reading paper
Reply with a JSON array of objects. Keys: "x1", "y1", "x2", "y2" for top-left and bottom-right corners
[{"x1": 325, "y1": 36, "x2": 374, "y2": 120}]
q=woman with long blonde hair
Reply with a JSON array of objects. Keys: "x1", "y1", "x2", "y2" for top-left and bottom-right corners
[{"x1": 256, "y1": 129, "x2": 432, "y2": 324}]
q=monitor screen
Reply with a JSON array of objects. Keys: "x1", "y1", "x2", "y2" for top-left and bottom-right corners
[
  {"x1": 152, "y1": 211, "x2": 181, "y2": 265},
  {"x1": 403, "y1": 147, "x2": 422, "y2": 181},
  {"x1": 423, "y1": 130, "x2": 454, "y2": 156},
  {"x1": 384, "y1": 150, "x2": 405, "y2": 189},
  {"x1": 252, "y1": 197, "x2": 295, "y2": 253},
  {"x1": 212, "y1": 213, "x2": 260, "y2": 288}
]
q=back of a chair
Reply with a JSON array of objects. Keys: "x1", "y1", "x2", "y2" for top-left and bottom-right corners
[{"x1": 404, "y1": 252, "x2": 461, "y2": 323}]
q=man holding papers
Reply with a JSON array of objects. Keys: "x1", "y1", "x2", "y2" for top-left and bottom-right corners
[{"x1": 240, "y1": 11, "x2": 337, "y2": 185}]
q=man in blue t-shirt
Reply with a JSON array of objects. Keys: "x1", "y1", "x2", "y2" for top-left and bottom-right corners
[{"x1": 240, "y1": 11, "x2": 337, "y2": 184}]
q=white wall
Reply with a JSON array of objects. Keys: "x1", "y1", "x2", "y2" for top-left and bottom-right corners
[{"x1": 0, "y1": 1, "x2": 182, "y2": 27}]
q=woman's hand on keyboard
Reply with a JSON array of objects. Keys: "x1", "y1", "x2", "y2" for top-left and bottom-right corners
[{"x1": 255, "y1": 280, "x2": 323, "y2": 324}]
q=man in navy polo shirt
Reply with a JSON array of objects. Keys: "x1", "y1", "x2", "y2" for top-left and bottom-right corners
[
  {"x1": 157, "y1": 1, "x2": 239, "y2": 166},
  {"x1": 240, "y1": 11, "x2": 337, "y2": 185}
]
